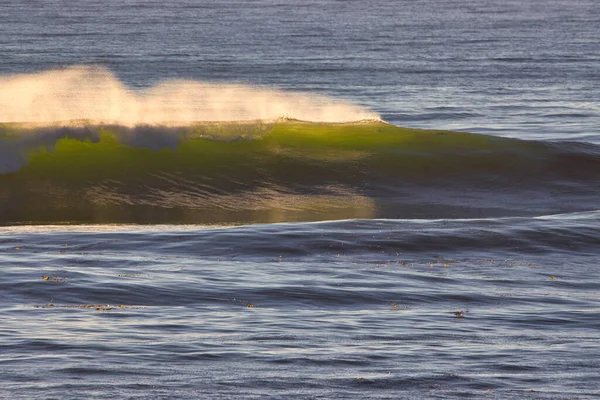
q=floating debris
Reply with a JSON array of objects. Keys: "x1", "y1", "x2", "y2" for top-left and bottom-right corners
[
  {"x1": 115, "y1": 273, "x2": 147, "y2": 278},
  {"x1": 454, "y1": 311, "x2": 465, "y2": 318},
  {"x1": 387, "y1": 300, "x2": 408, "y2": 311},
  {"x1": 228, "y1": 297, "x2": 257, "y2": 308},
  {"x1": 41, "y1": 275, "x2": 67, "y2": 283}
]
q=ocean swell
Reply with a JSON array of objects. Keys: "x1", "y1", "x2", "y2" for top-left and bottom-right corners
[{"x1": 1, "y1": 121, "x2": 600, "y2": 225}]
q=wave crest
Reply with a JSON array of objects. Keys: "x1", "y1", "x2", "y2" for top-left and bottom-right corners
[{"x1": 0, "y1": 66, "x2": 380, "y2": 126}]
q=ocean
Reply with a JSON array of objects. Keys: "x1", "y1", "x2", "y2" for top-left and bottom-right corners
[{"x1": 0, "y1": 0, "x2": 599, "y2": 398}]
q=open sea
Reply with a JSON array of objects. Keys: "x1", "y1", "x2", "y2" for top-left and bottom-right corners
[{"x1": 1, "y1": 0, "x2": 599, "y2": 398}]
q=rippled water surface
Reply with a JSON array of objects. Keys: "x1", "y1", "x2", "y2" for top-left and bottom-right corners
[
  {"x1": 1, "y1": 0, "x2": 599, "y2": 398},
  {"x1": 2, "y1": 217, "x2": 599, "y2": 399},
  {"x1": 1, "y1": 0, "x2": 598, "y2": 141}
]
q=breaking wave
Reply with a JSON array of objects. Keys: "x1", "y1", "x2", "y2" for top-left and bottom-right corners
[
  {"x1": 0, "y1": 66, "x2": 380, "y2": 126},
  {"x1": 1, "y1": 120, "x2": 600, "y2": 225}
]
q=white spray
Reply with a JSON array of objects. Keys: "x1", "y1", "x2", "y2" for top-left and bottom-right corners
[{"x1": 0, "y1": 66, "x2": 380, "y2": 126}]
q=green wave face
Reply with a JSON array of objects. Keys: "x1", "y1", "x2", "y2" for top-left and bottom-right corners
[
  {"x1": 13, "y1": 121, "x2": 517, "y2": 174},
  {"x1": 1, "y1": 121, "x2": 508, "y2": 179},
  {"x1": 1, "y1": 121, "x2": 599, "y2": 225}
]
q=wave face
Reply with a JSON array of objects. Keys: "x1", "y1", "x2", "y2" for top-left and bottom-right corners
[
  {"x1": 0, "y1": 66, "x2": 379, "y2": 126},
  {"x1": 1, "y1": 120, "x2": 600, "y2": 225}
]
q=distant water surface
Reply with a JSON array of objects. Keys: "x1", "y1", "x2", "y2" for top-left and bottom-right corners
[{"x1": 0, "y1": 0, "x2": 598, "y2": 141}]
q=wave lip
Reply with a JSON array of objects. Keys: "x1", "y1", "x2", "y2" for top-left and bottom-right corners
[{"x1": 0, "y1": 66, "x2": 380, "y2": 127}]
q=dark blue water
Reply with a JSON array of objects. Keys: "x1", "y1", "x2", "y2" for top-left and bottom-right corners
[
  {"x1": 1, "y1": 0, "x2": 599, "y2": 398},
  {"x1": 1, "y1": 0, "x2": 598, "y2": 141}
]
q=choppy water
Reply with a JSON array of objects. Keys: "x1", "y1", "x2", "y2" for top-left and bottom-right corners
[{"x1": 1, "y1": 0, "x2": 599, "y2": 399}]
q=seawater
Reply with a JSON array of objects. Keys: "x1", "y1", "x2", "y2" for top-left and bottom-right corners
[
  {"x1": 1, "y1": 0, "x2": 599, "y2": 399},
  {"x1": 2, "y1": 217, "x2": 599, "y2": 399}
]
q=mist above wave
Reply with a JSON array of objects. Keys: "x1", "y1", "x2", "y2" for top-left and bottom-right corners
[{"x1": 0, "y1": 66, "x2": 379, "y2": 126}]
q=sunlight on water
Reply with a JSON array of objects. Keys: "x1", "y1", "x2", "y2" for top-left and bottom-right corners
[{"x1": 0, "y1": 66, "x2": 380, "y2": 126}]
